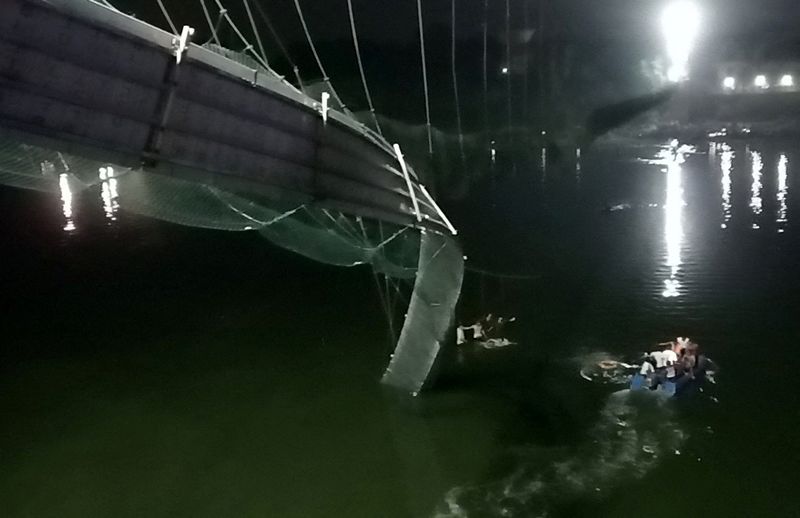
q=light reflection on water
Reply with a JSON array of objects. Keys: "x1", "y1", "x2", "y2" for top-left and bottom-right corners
[
  {"x1": 661, "y1": 143, "x2": 686, "y2": 298},
  {"x1": 99, "y1": 166, "x2": 119, "y2": 221},
  {"x1": 540, "y1": 147, "x2": 547, "y2": 180},
  {"x1": 777, "y1": 154, "x2": 789, "y2": 232},
  {"x1": 58, "y1": 173, "x2": 75, "y2": 233},
  {"x1": 720, "y1": 144, "x2": 733, "y2": 229},
  {"x1": 750, "y1": 151, "x2": 763, "y2": 229}
]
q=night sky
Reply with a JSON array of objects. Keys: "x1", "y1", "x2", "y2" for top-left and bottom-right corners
[{"x1": 124, "y1": 0, "x2": 800, "y2": 45}]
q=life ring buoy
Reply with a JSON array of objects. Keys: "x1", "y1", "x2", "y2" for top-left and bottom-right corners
[{"x1": 598, "y1": 360, "x2": 619, "y2": 370}]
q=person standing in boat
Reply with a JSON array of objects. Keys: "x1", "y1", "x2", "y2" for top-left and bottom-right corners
[
  {"x1": 637, "y1": 357, "x2": 657, "y2": 389},
  {"x1": 456, "y1": 318, "x2": 486, "y2": 345},
  {"x1": 648, "y1": 339, "x2": 681, "y2": 388},
  {"x1": 664, "y1": 342, "x2": 680, "y2": 381}
]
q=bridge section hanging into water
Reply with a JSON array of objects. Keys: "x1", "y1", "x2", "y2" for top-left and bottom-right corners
[{"x1": 0, "y1": 0, "x2": 462, "y2": 394}]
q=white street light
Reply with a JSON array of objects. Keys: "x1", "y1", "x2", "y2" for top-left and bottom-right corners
[
  {"x1": 662, "y1": 2, "x2": 701, "y2": 82},
  {"x1": 780, "y1": 74, "x2": 794, "y2": 87},
  {"x1": 723, "y1": 76, "x2": 736, "y2": 90},
  {"x1": 755, "y1": 75, "x2": 769, "y2": 89}
]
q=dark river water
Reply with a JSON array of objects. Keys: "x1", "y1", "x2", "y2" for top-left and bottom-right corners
[{"x1": 2, "y1": 139, "x2": 799, "y2": 517}]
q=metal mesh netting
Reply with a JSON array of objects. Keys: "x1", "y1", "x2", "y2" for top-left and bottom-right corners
[
  {"x1": 0, "y1": 139, "x2": 110, "y2": 193},
  {"x1": 0, "y1": 135, "x2": 461, "y2": 393},
  {"x1": 114, "y1": 170, "x2": 420, "y2": 278},
  {"x1": 116, "y1": 170, "x2": 269, "y2": 231},
  {"x1": 0, "y1": 137, "x2": 420, "y2": 276},
  {"x1": 382, "y1": 230, "x2": 464, "y2": 394},
  {"x1": 257, "y1": 207, "x2": 420, "y2": 279}
]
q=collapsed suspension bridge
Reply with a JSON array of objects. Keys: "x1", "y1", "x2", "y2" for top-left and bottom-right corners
[{"x1": 0, "y1": 0, "x2": 469, "y2": 394}]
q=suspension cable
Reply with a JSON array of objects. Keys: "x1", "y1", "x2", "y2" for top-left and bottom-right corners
[
  {"x1": 198, "y1": 0, "x2": 221, "y2": 46},
  {"x1": 505, "y1": 0, "x2": 512, "y2": 135},
  {"x1": 252, "y1": 0, "x2": 304, "y2": 87},
  {"x1": 242, "y1": 0, "x2": 269, "y2": 68},
  {"x1": 347, "y1": 0, "x2": 382, "y2": 135},
  {"x1": 416, "y1": 0, "x2": 433, "y2": 155},
  {"x1": 538, "y1": 0, "x2": 545, "y2": 131},
  {"x1": 482, "y1": 0, "x2": 489, "y2": 134},
  {"x1": 369, "y1": 220, "x2": 396, "y2": 344},
  {"x1": 98, "y1": 0, "x2": 119, "y2": 11},
  {"x1": 465, "y1": 264, "x2": 541, "y2": 281},
  {"x1": 155, "y1": 0, "x2": 178, "y2": 34},
  {"x1": 292, "y1": 0, "x2": 348, "y2": 110},
  {"x1": 212, "y1": 0, "x2": 272, "y2": 72},
  {"x1": 523, "y1": 0, "x2": 530, "y2": 125},
  {"x1": 451, "y1": 0, "x2": 465, "y2": 164}
]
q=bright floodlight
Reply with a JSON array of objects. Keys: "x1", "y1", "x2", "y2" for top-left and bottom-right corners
[
  {"x1": 723, "y1": 76, "x2": 736, "y2": 90},
  {"x1": 662, "y1": 2, "x2": 701, "y2": 82},
  {"x1": 755, "y1": 75, "x2": 768, "y2": 88},
  {"x1": 780, "y1": 74, "x2": 794, "y2": 87},
  {"x1": 501, "y1": 66, "x2": 509, "y2": 75}
]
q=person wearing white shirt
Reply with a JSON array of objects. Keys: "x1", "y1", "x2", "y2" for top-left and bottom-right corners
[
  {"x1": 663, "y1": 347, "x2": 679, "y2": 379},
  {"x1": 648, "y1": 340, "x2": 683, "y2": 388},
  {"x1": 649, "y1": 350, "x2": 668, "y2": 368},
  {"x1": 633, "y1": 358, "x2": 657, "y2": 390}
]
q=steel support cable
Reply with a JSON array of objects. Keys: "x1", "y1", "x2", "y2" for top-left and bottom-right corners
[
  {"x1": 242, "y1": 0, "x2": 269, "y2": 68},
  {"x1": 209, "y1": 187, "x2": 304, "y2": 226},
  {"x1": 99, "y1": 0, "x2": 119, "y2": 11},
  {"x1": 319, "y1": 209, "x2": 366, "y2": 247},
  {"x1": 155, "y1": 0, "x2": 178, "y2": 34},
  {"x1": 212, "y1": 0, "x2": 272, "y2": 72},
  {"x1": 292, "y1": 0, "x2": 348, "y2": 111},
  {"x1": 416, "y1": 0, "x2": 433, "y2": 155},
  {"x1": 465, "y1": 264, "x2": 541, "y2": 280},
  {"x1": 252, "y1": 0, "x2": 304, "y2": 88},
  {"x1": 313, "y1": 212, "x2": 410, "y2": 290},
  {"x1": 331, "y1": 215, "x2": 412, "y2": 316},
  {"x1": 376, "y1": 223, "x2": 412, "y2": 342},
  {"x1": 347, "y1": 0, "x2": 383, "y2": 136},
  {"x1": 538, "y1": 0, "x2": 545, "y2": 131},
  {"x1": 523, "y1": 0, "x2": 530, "y2": 125},
  {"x1": 211, "y1": 11, "x2": 225, "y2": 41},
  {"x1": 451, "y1": 0, "x2": 466, "y2": 164},
  {"x1": 482, "y1": 0, "x2": 489, "y2": 135},
  {"x1": 368, "y1": 220, "x2": 396, "y2": 343},
  {"x1": 198, "y1": 0, "x2": 221, "y2": 46},
  {"x1": 505, "y1": 0, "x2": 512, "y2": 136}
]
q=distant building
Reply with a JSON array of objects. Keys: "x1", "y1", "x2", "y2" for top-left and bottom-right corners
[{"x1": 715, "y1": 61, "x2": 800, "y2": 94}]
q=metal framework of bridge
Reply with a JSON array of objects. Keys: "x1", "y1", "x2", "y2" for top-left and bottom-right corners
[
  {"x1": 0, "y1": 0, "x2": 456, "y2": 236},
  {"x1": 0, "y1": 0, "x2": 463, "y2": 394}
]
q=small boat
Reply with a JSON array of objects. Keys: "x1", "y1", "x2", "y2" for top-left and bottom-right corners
[
  {"x1": 630, "y1": 356, "x2": 717, "y2": 397},
  {"x1": 472, "y1": 338, "x2": 517, "y2": 350},
  {"x1": 579, "y1": 355, "x2": 717, "y2": 397}
]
